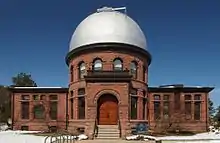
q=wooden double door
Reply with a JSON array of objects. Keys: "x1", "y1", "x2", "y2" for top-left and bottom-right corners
[{"x1": 97, "y1": 94, "x2": 118, "y2": 125}]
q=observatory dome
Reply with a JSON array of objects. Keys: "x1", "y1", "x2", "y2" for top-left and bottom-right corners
[{"x1": 69, "y1": 7, "x2": 147, "y2": 52}]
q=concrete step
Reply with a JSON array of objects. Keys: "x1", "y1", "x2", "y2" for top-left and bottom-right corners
[
  {"x1": 98, "y1": 125, "x2": 118, "y2": 129},
  {"x1": 96, "y1": 136, "x2": 121, "y2": 140},
  {"x1": 98, "y1": 131, "x2": 120, "y2": 134},
  {"x1": 96, "y1": 124, "x2": 120, "y2": 140},
  {"x1": 98, "y1": 128, "x2": 120, "y2": 132},
  {"x1": 97, "y1": 134, "x2": 120, "y2": 138}
]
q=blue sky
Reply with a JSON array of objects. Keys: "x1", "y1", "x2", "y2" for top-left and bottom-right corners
[{"x1": 0, "y1": 0, "x2": 220, "y2": 106}]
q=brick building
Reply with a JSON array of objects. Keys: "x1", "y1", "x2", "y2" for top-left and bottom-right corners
[{"x1": 9, "y1": 7, "x2": 213, "y2": 139}]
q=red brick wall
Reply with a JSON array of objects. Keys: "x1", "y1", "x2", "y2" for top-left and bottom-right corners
[
  {"x1": 148, "y1": 92, "x2": 209, "y2": 133},
  {"x1": 12, "y1": 92, "x2": 67, "y2": 131},
  {"x1": 67, "y1": 50, "x2": 149, "y2": 138}
]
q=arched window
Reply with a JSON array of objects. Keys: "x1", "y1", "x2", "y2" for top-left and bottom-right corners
[
  {"x1": 78, "y1": 62, "x2": 86, "y2": 79},
  {"x1": 93, "y1": 59, "x2": 102, "y2": 71},
  {"x1": 113, "y1": 58, "x2": 123, "y2": 71},
  {"x1": 130, "y1": 61, "x2": 138, "y2": 79},
  {"x1": 33, "y1": 104, "x2": 45, "y2": 119},
  {"x1": 70, "y1": 65, "x2": 73, "y2": 82}
]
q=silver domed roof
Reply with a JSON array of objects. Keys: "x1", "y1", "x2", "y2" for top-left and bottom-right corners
[{"x1": 69, "y1": 7, "x2": 147, "y2": 52}]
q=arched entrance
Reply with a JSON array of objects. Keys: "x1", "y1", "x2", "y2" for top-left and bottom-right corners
[{"x1": 97, "y1": 94, "x2": 118, "y2": 125}]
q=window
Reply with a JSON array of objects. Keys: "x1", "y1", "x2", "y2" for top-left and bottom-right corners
[
  {"x1": 154, "y1": 94, "x2": 160, "y2": 100},
  {"x1": 70, "y1": 90, "x2": 74, "y2": 119},
  {"x1": 70, "y1": 98, "x2": 74, "y2": 119},
  {"x1": 70, "y1": 65, "x2": 74, "y2": 82},
  {"x1": 185, "y1": 94, "x2": 191, "y2": 100},
  {"x1": 50, "y1": 101, "x2": 57, "y2": 120},
  {"x1": 143, "y1": 66, "x2": 146, "y2": 82},
  {"x1": 113, "y1": 58, "x2": 123, "y2": 71},
  {"x1": 79, "y1": 62, "x2": 86, "y2": 79},
  {"x1": 49, "y1": 95, "x2": 58, "y2": 100},
  {"x1": 143, "y1": 98, "x2": 147, "y2": 120},
  {"x1": 78, "y1": 88, "x2": 85, "y2": 96},
  {"x1": 131, "y1": 96, "x2": 138, "y2": 119},
  {"x1": 130, "y1": 88, "x2": 137, "y2": 96},
  {"x1": 40, "y1": 95, "x2": 46, "y2": 100},
  {"x1": 154, "y1": 102, "x2": 161, "y2": 120},
  {"x1": 185, "y1": 102, "x2": 191, "y2": 119},
  {"x1": 33, "y1": 105, "x2": 45, "y2": 119},
  {"x1": 21, "y1": 102, "x2": 29, "y2": 119},
  {"x1": 194, "y1": 94, "x2": 201, "y2": 100},
  {"x1": 93, "y1": 59, "x2": 102, "y2": 71},
  {"x1": 70, "y1": 91, "x2": 73, "y2": 97},
  {"x1": 78, "y1": 88, "x2": 85, "y2": 119},
  {"x1": 130, "y1": 61, "x2": 137, "y2": 79},
  {"x1": 21, "y1": 95, "x2": 30, "y2": 100},
  {"x1": 163, "y1": 95, "x2": 170, "y2": 101},
  {"x1": 33, "y1": 95, "x2": 39, "y2": 100},
  {"x1": 163, "y1": 102, "x2": 169, "y2": 120},
  {"x1": 174, "y1": 92, "x2": 180, "y2": 110},
  {"x1": 78, "y1": 97, "x2": 85, "y2": 119},
  {"x1": 21, "y1": 126, "x2": 29, "y2": 131},
  {"x1": 194, "y1": 102, "x2": 201, "y2": 120},
  {"x1": 184, "y1": 95, "x2": 192, "y2": 119}
]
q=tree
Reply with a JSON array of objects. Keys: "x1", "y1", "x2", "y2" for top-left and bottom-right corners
[
  {"x1": 214, "y1": 106, "x2": 220, "y2": 127},
  {"x1": 0, "y1": 85, "x2": 11, "y2": 122},
  {"x1": 209, "y1": 98, "x2": 215, "y2": 116},
  {"x1": 12, "y1": 72, "x2": 37, "y2": 87}
]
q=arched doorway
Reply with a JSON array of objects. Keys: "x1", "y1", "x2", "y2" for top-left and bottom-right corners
[{"x1": 97, "y1": 94, "x2": 118, "y2": 125}]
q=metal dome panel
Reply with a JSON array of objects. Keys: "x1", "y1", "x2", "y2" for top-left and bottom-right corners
[{"x1": 69, "y1": 7, "x2": 147, "y2": 52}]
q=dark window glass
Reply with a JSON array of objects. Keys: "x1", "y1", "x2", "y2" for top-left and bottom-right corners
[
  {"x1": 143, "y1": 66, "x2": 146, "y2": 82},
  {"x1": 33, "y1": 95, "x2": 39, "y2": 100},
  {"x1": 185, "y1": 95, "x2": 191, "y2": 100},
  {"x1": 21, "y1": 126, "x2": 29, "y2": 131},
  {"x1": 154, "y1": 102, "x2": 160, "y2": 120},
  {"x1": 70, "y1": 91, "x2": 73, "y2": 97},
  {"x1": 143, "y1": 98, "x2": 147, "y2": 119},
  {"x1": 78, "y1": 97, "x2": 85, "y2": 119},
  {"x1": 194, "y1": 102, "x2": 201, "y2": 120},
  {"x1": 70, "y1": 65, "x2": 74, "y2": 82},
  {"x1": 49, "y1": 95, "x2": 58, "y2": 100},
  {"x1": 33, "y1": 105, "x2": 45, "y2": 119},
  {"x1": 50, "y1": 101, "x2": 57, "y2": 120},
  {"x1": 130, "y1": 61, "x2": 137, "y2": 79},
  {"x1": 130, "y1": 88, "x2": 137, "y2": 96},
  {"x1": 174, "y1": 92, "x2": 180, "y2": 110},
  {"x1": 194, "y1": 94, "x2": 201, "y2": 100},
  {"x1": 131, "y1": 96, "x2": 138, "y2": 119},
  {"x1": 113, "y1": 59, "x2": 123, "y2": 71},
  {"x1": 70, "y1": 99, "x2": 74, "y2": 119},
  {"x1": 185, "y1": 102, "x2": 191, "y2": 119},
  {"x1": 78, "y1": 88, "x2": 85, "y2": 96},
  {"x1": 163, "y1": 102, "x2": 169, "y2": 119},
  {"x1": 21, "y1": 102, "x2": 29, "y2": 119}
]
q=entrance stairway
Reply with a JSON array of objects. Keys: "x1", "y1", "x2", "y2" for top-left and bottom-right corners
[{"x1": 96, "y1": 125, "x2": 120, "y2": 139}]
